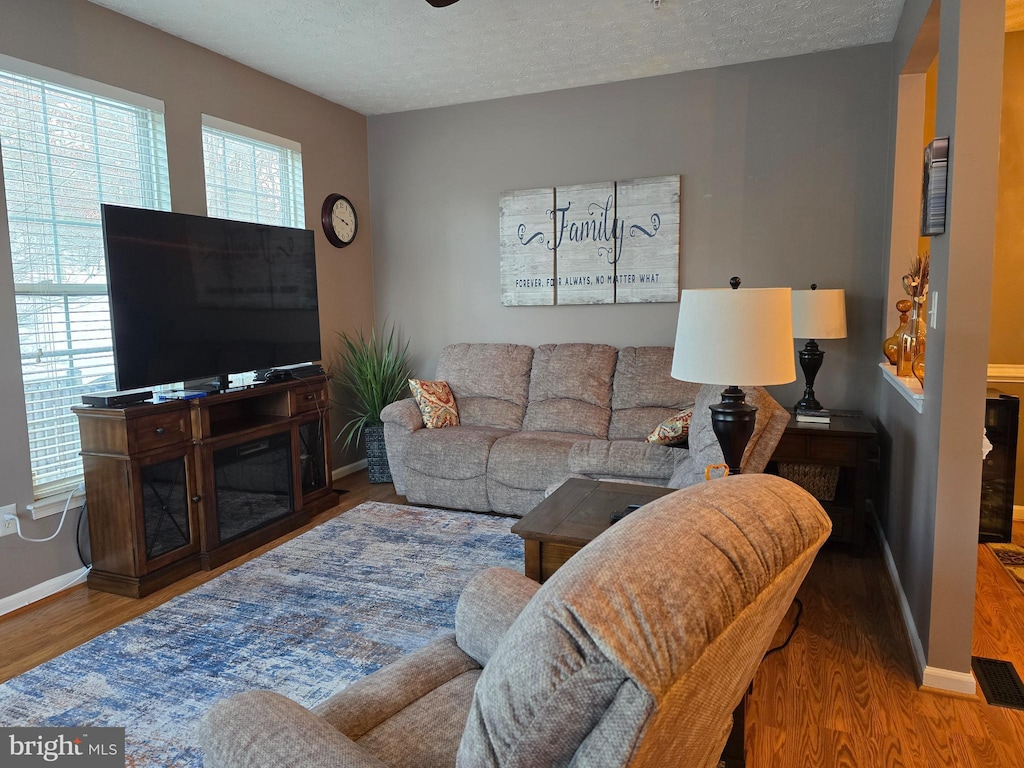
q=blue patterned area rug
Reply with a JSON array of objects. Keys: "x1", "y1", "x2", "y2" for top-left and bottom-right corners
[{"x1": 0, "y1": 502, "x2": 523, "y2": 767}]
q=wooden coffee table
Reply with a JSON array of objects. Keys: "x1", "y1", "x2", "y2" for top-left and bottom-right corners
[
  {"x1": 511, "y1": 476, "x2": 747, "y2": 767},
  {"x1": 511, "y1": 477, "x2": 675, "y2": 583}
]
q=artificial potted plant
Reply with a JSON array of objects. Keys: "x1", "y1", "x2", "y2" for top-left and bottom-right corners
[{"x1": 333, "y1": 324, "x2": 412, "y2": 483}]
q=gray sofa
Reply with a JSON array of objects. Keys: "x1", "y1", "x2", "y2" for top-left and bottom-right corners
[
  {"x1": 198, "y1": 474, "x2": 832, "y2": 768},
  {"x1": 382, "y1": 343, "x2": 790, "y2": 516}
]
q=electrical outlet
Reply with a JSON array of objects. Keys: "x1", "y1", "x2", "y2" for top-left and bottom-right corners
[{"x1": 0, "y1": 504, "x2": 17, "y2": 538}]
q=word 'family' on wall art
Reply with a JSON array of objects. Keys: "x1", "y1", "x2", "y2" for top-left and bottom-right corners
[{"x1": 499, "y1": 175, "x2": 681, "y2": 306}]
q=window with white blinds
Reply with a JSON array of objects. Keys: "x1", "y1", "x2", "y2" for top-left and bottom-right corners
[
  {"x1": 201, "y1": 117, "x2": 304, "y2": 227},
  {"x1": 0, "y1": 66, "x2": 170, "y2": 498}
]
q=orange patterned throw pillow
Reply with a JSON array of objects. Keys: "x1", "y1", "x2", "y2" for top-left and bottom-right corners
[
  {"x1": 409, "y1": 379, "x2": 460, "y2": 429},
  {"x1": 646, "y1": 406, "x2": 694, "y2": 446}
]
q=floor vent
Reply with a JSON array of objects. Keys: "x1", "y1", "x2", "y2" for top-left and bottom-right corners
[{"x1": 972, "y1": 656, "x2": 1024, "y2": 710}]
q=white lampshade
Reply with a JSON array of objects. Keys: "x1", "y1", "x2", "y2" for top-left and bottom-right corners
[
  {"x1": 671, "y1": 287, "x2": 796, "y2": 386},
  {"x1": 791, "y1": 289, "x2": 847, "y2": 340}
]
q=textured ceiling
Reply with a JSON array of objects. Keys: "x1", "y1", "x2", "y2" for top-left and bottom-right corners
[{"x1": 87, "y1": 0, "x2": 906, "y2": 115}]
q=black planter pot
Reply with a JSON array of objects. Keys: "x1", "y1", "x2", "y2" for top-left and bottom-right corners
[{"x1": 364, "y1": 424, "x2": 392, "y2": 484}]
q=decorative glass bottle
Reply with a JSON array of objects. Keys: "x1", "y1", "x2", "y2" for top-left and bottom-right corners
[
  {"x1": 884, "y1": 299, "x2": 913, "y2": 366},
  {"x1": 896, "y1": 304, "x2": 923, "y2": 378},
  {"x1": 912, "y1": 315, "x2": 927, "y2": 385}
]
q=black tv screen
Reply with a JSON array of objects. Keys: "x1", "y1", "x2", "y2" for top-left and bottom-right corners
[{"x1": 102, "y1": 205, "x2": 321, "y2": 391}]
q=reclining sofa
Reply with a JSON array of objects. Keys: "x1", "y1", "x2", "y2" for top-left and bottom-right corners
[{"x1": 382, "y1": 343, "x2": 789, "y2": 516}]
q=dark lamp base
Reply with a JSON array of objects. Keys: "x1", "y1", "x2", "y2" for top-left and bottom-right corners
[
  {"x1": 795, "y1": 339, "x2": 825, "y2": 414},
  {"x1": 795, "y1": 395, "x2": 823, "y2": 413},
  {"x1": 710, "y1": 386, "x2": 758, "y2": 476}
]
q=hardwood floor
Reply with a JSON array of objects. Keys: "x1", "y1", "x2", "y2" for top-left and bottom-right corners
[
  {"x1": 2, "y1": 476, "x2": 1024, "y2": 766},
  {"x1": 0, "y1": 471, "x2": 403, "y2": 684},
  {"x1": 748, "y1": 519, "x2": 1024, "y2": 767}
]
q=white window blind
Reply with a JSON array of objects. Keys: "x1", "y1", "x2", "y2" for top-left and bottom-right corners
[
  {"x1": 0, "y1": 67, "x2": 170, "y2": 498},
  {"x1": 201, "y1": 116, "x2": 304, "y2": 227}
]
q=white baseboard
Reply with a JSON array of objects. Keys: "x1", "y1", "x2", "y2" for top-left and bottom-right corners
[
  {"x1": 1014, "y1": 505, "x2": 1024, "y2": 522},
  {"x1": 873, "y1": 515, "x2": 928, "y2": 682},
  {"x1": 2, "y1": 462, "x2": 372, "y2": 615},
  {"x1": 0, "y1": 567, "x2": 90, "y2": 617},
  {"x1": 922, "y1": 665, "x2": 978, "y2": 695},
  {"x1": 872, "y1": 516, "x2": 978, "y2": 696},
  {"x1": 332, "y1": 459, "x2": 368, "y2": 481}
]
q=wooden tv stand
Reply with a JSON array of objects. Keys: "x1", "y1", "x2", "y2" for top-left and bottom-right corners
[{"x1": 72, "y1": 375, "x2": 334, "y2": 597}]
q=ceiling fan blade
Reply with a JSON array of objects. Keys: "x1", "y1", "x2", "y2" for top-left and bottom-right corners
[{"x1": 425, "y1": 0, "x2": 460, "y2": 6}]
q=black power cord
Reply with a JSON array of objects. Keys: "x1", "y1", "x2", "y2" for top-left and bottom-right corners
[
  {"x1": 764, "y1": 598, "x2": 803, "y2": 658},
  {"x1": 75, "y1": 500, "x2": 91, "y2": 568}
]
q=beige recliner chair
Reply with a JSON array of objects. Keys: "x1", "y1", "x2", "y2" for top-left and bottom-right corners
[{"x1": 199, "y1": 474, "x2": 831, "y2": 768}]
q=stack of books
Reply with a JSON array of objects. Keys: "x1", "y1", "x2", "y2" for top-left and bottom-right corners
[{"x1": 796, "y1": 408, "x2": 831, "y2": 424}]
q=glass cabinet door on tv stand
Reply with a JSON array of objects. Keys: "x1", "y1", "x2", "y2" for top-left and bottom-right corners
[
  {"x1": 135, "y1": 446, "x2": 200, "y2": 570},
  {"x1": 75, "y1": 402, "x2": 203, "y2": 597},
  {"x1": 298, "y1": 413, "x2": 329, "y2": 502}
]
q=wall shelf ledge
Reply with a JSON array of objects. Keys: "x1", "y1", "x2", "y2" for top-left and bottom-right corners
[{"x1": 879, "y1": 362, "x2": 924, "y2": 413}]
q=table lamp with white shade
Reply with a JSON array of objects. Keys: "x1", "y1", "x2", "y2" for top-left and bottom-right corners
[
  {"x1": 671, "y1": 277, "x2": 796, "y2": 476},
  {"x1": 791, "y1": 285, "x2": 847, "y2": 418}
]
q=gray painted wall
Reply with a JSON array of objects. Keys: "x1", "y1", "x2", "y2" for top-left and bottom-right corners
[
  {"x1": 369, "y1": 45, "x2": 893, "y2": 418},
  {"x1": 924, "y1": 0, "x2": 1004, "y2": 674},
  {"x1": 877, "y1": 0, "x2": 1005, "y2": 678},
  {"x1": 875, "y1": 0, "x2": 937, "y2": 669}
]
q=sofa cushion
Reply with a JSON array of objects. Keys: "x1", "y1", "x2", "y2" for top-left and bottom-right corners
[
  {"x1": 405, "y1": 426, "x2": 508, "y2": 512},
  {"x1": 406, "y1": 469, "x2": 492, "y2": 513},
  {"x1": 406, "y1": 426, "x2": 511, "y2": 481},
  {"x1": 568, "y1": 439, "x2": 679, "y2": 482},
  {"x1": 522, "y1": 344, "x2": 617, "y2": 437},
  {"x1": 314, "y1": 634, "x2": 478, "y2": 738},
  {"x1": 408, "y1": 379, "x2": 460, "y2": 429},
  {"x1": 488, "y1": 431, "x2": 594, "y2": 490},
  {"x1": 358, "y1": 668, "x2": 482, "y2": 768},
  {"x1": 436, "y1": 344, "x2": 534, "y2": 430},
  {"x1": 609, "y1": 346, "x2": 701, "y2": 440}
]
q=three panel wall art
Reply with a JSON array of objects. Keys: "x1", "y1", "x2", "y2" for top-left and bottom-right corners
[{"x1": 499, "y1": 175, "x2": 681, "y2": 306}]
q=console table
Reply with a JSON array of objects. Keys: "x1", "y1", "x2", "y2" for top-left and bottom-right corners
[
  {"x1": 767, "y1": 412, "x2": 878, "y2": 552},
  {"x1": 73, "y1": 375, "x2": 334, "y2": 597}
]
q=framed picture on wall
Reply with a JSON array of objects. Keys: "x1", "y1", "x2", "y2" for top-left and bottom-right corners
[{"x1": 920, "y1": 137, "x2": 949, "y2": 237}]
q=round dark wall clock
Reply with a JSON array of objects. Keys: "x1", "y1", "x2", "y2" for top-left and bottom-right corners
[{"x1": 321, "y1": 193, "x2": 357, "y2": 248}]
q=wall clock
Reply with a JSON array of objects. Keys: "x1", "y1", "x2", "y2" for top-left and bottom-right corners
[{"x1": 321, "y1": 193, "x2": 358, "y2": 248}]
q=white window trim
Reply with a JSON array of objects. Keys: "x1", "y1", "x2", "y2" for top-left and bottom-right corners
[
  {"x1": 202, "y1": 114, "x2": 301, "y2": 154},
  {"x1": 0, "y1": 53, "x2": 164, "y2": 113},
  {"x1": 27, "y1": 486, "x2": 86, "y2": 520}
]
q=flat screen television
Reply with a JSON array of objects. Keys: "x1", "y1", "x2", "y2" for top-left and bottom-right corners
[{"x1": 101, "y1": 204, "x2": 321, "y2": 391}]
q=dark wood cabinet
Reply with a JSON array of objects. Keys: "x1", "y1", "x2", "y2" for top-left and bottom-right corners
[
  {"x1": 74, "y1": 376, "x2": 334, "y2": 597},
  {"x1": 979, "y1": 390, "x2": 1020, "y2": 543},
  {"x1": 768, "y1": 412, "x2": 878, "y2": 552}
]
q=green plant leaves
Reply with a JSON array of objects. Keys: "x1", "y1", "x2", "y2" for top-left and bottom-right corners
[{"x1": 331, "y1": 323, "x2": 412, "y2": 452}]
